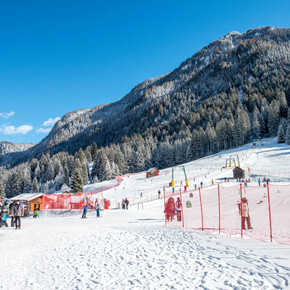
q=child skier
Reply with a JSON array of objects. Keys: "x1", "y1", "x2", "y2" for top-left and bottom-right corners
[{"x1": 95, "y1": 202, "x2": 100, "y2": 218}]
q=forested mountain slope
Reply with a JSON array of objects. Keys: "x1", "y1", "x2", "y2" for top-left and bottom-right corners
[{"x1": 1, "y1": 26, "x2": 289, "y2": 197}]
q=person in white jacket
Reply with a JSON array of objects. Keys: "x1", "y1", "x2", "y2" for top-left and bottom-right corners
[{"x1": 241, "y1": 198, "x2": 253, "y2": 230}]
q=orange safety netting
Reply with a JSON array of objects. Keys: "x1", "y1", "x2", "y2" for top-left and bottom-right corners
[{"x1": 164, "y1": 183, "x2": 290, "y2": 245}]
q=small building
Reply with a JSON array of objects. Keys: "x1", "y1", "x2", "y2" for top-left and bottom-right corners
[
  {"x1": 233, "y1": 167, "x2": 245, "y2": 179},
  {"x1": 146, "y1": 168, "x2": 159, "y2": 178},
  {"x1": 10, "y1": 193, "x2": 44, "y2": 213}
]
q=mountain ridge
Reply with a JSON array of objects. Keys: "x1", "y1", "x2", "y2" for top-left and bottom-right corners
[{"x1": 1, "y1": 26, "x2": 289, "y2": 168}]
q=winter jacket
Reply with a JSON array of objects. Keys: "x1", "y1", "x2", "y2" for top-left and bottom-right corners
[
  {"x1": 1, "y1": 203, "x2": 9, "y2": 214},
  {"x1": 241, "y1": 202, "x2": 249, "y2": 218},
  {"x1": 12, "y1": 203, "x2": 24, "y2": 217}
]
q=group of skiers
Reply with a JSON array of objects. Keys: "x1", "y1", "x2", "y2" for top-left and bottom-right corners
[
  {"x1": 165, "y1": 197, "x2": 182, "y2": 222},
  {"x1": 122, "y1": 198, "x2": 129, "y2": 210},
  {"x1": 81, "y1": 200, "x2": 101, "y2": 218},
  {"x1": 0, "y1": 200, "x2": 24, "y2": 229}
]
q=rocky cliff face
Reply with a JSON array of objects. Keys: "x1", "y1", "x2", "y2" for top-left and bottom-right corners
[{"x1": 0, "y1": 142, "x2": 34, "y2": 156}]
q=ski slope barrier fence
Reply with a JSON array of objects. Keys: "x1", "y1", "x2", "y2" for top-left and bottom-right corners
[
  {"x1": 42, "y1": 178, "x2": 124, "y2": 211},
  {"x1": 42, "y1": 191, "x2": 105, "y2": 211},
  {"x1": 164, "y1": 183, "x2": 290, "y2": 245}
]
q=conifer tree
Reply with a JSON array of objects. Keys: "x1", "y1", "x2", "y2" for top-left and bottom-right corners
[
  {"x1": 277, "y1": 118, "x2": 287, "y2": 143},
  {"x1": 268, "y1": 101, "x2": 280, "y2": 136},
  {"x1": 70, "y1": 170, "x2": 83, "y2": 193},
  {"x1": 32, "y1": 177, "x2": 39, "y2": 193},
  {"x1": 5, "y1": 172, "x2": 21, "y2": 198},
  {"x1": 0, "y1": 180, "x2": 5, "y2": 199},
  {"x1": 286, "y1": 124, "x2": 290, "y2": 145},
  {"x1": 91, "y1": 143, "x2": 98, "y2": 160}
]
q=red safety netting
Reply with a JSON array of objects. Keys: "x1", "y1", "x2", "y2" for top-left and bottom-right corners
[
  {"x1": 268, "y1": 184, "x2": 290, "y2": 244},
  {"x1": 42, "y1": 191, "x2": 104, "y2": 211},
  {"x1": 164, "y1": 183, "x2": 290, "y2": 245}
]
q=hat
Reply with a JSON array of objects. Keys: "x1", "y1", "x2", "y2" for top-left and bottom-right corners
[{"x1": 242, "y1": 197, "x2": 247, "y2": 202}]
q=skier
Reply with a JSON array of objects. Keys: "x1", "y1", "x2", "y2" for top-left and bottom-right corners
[
  {"x1": 200, "y1": 181, "x2": 203, "y2": 188},
  {"x1": 176, "y1": 197, "x2": 182, "y2": 222},
  {"x1": 158, "y1": 190, "x2": 161, "y2": 199},
  {"x1": 184, "y1": 185, "x2": 187, "y2": 192},
  {"x1": 241, "y1": 198, "x2": 253, "y2": 230},
  {"x1": 12, "y1": 200, "x2": 24, "y2": 229},
  {"x1": 33, "y1": 209, "x2": 40, "y2": 218},
  {"x1": 9, "y1": 201, "x2": 16, "y2": 227},
  {"x1": 122, "y1": 199, "x2": 125, "y2": 209},
  {"x1": 0, "y1": 212, "x2": 8, "y2": 227},
  {"x1": 258, "y1": 178, "x2": 261, "y2": 186},
  {"x1": 81, "y1": 202, "x2": 88, "y2": 218},
  {"x1": 125, "y1": 198, "x2": 129, "y2": 210},
  {"x1": 95, "y1": 201, "x2": 100, "y2": 218},
  {"x1": 165, "y1": 197, "x2": 175, "y2": 222}
]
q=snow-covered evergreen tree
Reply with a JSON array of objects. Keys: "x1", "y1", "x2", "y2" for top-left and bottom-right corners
[
  {"x1": 277, "y1": 118, "x2": 287, "y2": 143},
  {"x1": 286, "y1": 124, "x2": 290, "y2": 145},
  {"x1": 5, "y1": 172, "x2": 21, "y2": 198},
  {"x1": 54, "y1": 168, "x2": 65, "y2": 191},
  {"x1": 268, "y1": 101, "x2": 280, "y2": 137},
  {"x1": 0, "y1": 180, "x2": 5, "y2": 199},
  {"x1": 32, "y1": 176, "x2": 39, "y2": 193},
  {"x1": 81, "y1": 161, "x2": 88, "y2": 185},
  {"x1": 21, "y1": 168, "x2": 32, "y2": 193},
  {"x1": 70, "y1": 170, "x2": 83, "y2": 193},
  {"x1": 252, "y1": 107, "x2": 261, "y2": 140}
]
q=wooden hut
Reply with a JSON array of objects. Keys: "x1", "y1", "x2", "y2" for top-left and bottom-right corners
[
  {"x1": 146, "y1": 168, "x2": 159, "y2": 178},
  {"x1": 233, "y1": 167, "x2": 245, "y2": 179},
  {"x1": 10, "y1": 193, "x2": 44, "y2": 213}
]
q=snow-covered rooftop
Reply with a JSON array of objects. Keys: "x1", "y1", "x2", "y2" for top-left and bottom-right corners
[{"x1": 10, "y1": 193, "x2": 44, "y2": 201}]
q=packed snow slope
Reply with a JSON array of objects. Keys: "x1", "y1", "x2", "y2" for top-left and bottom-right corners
[
  {"x1": 1, "y1": 201, "x2": 290, "y2": 289},
  {"x1": 84, "y1": 138, "x2": 290, "y2": 203},
  {"x1": 1, "y1": 138, "x2": 290, "y2": 289}
]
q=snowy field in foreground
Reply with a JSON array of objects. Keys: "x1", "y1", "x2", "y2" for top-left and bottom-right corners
[
  {"x1": 1, "y1": 200, "x2": 290, "y2": 289},
  {"x1": 1, "y1": 138, "x2": 290, "y2": 289}
]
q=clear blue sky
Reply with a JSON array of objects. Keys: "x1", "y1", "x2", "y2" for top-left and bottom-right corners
[{"x1": 0, "y1": 0, "x2": 289, "y2": 144}]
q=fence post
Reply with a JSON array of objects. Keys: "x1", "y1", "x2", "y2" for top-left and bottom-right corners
[
  {"x1": 240, "y1": 183, "x2": 243, "y2": 239},
  {"x1": 180, "y1": 189, "x2": 185, "y2": 228},
  {"x1": 199, "y1": 188, "x2": 204, "y2": 231},
  {"x1": 218, "y1": 184, "x2": 221, "y2": 234},
  {"x1": 267, "y1": 183, "x2": 273, "y2": 242}
]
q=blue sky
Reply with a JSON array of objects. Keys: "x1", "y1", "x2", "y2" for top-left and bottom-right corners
[{"x1": 0, "y1": 0, "x2": 289, "y2": 144}]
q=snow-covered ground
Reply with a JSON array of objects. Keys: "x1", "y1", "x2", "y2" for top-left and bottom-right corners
[
  {"x1": 1, "y1": 138, "x2": 290, "y2": 289},
  {"x1": 1, "y1": 200, "x2": 290, "y2": 289}
]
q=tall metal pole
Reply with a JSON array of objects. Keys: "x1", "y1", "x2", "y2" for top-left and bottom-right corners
[{"x1": 267, "y1": 183, "x2": 273, "y2": 242}]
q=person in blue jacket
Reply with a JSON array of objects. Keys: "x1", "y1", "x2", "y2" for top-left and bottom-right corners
[
  {"x1": 95, "y1": 202, "x2": 100, "y2": 218},
  {"x1": 81, "y1": 202, "x2": 88, "y2": 218},
  {"x1": 0, "y1": 213, "x2": 8, "y2": 227}
]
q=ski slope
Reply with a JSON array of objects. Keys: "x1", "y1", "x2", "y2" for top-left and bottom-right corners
[
  {"x1": 84, "y1": 137, "x2": 290, "y2": 204},
  {"x1": 1, "y1": 201, "x2": 290, "y2": 289},
  {"x1": 1, "y1": 138, "x2": 290, "y2": 289}
]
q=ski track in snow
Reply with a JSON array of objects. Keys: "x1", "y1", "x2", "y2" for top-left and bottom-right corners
[{"x1": 1, "y1": 203, "x2": 290, "y2": 290}]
